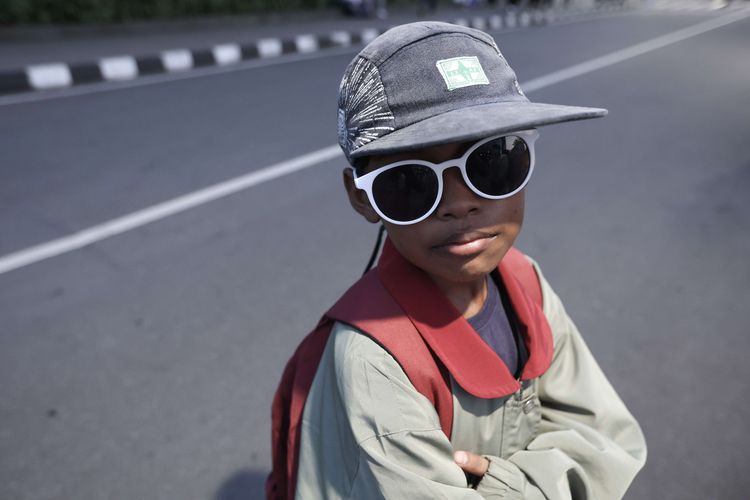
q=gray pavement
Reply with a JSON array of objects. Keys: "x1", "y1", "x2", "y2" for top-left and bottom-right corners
[{"x1": 1, "y1": 7, "x2": 750, "y2": 500}]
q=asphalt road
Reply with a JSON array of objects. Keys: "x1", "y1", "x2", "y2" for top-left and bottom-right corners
[{"x1": 1, "y1": 8, "x2": 749, "y2": 500}]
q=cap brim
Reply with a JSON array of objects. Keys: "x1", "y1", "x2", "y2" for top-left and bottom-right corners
[{"x1": 350, "y1": 101, "x2": 607, "y2": 159}]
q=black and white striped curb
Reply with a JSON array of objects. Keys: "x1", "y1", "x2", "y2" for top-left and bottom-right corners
[
  {"x1": 0, "y1": 28, "x2": 383, "y2": 96},
  {"x1": 0, "y1": 4, "x2": 632, "y2": 96}
]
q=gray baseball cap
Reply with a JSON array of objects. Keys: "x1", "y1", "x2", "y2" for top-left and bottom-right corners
[{"x1": 337, "y1": 21, "x2": 607, "y2": 163}]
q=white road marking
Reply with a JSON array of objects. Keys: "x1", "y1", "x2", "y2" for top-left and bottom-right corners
[
  {"x1": 257, "y1": 38, "x2": 283, "y2": 58},
  {"x1": 99, "y1": 56, "x2": 138, "y2": 80},
  {"x1": 0, "y1": 10, "x2": 747, "y2": 275},
  {"x1": 212, "y1": 44, "x2": 242, "y2": 66},
  {"x1": 519, "y1": 11, "x2": 531, "y2": 27},
  {"x1": 330, "y1": 31, "x2": 351, "y2": 46},
  {"x1": 360, "y1": 28, "x2": 380, "y2": 44},
  {"x1": 161, "y1": 49, "x2": 194, "y2": 72},
  {"x1": 27, "y1": 63, "x2": 72, "y2": 89},
  {"x1": 0, "y1": 145, "x2": 343, "y2": 275},
  {"x1": 472, "y1": 17, "x2": 486, "y2": 30},
  {"x1": 489, "y1": 14, "x2": 503, "y2": 30},
  {"x1": 521, "y1": 10, "x2": 749, "y2": 92},
  {"x1": 295, "y1": 34, "x2": 319, "y2": 53}
]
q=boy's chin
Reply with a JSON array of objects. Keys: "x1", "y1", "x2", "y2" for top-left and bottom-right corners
[{"x1": 425, "y1": 255, "x2": 502, "y2": 285}]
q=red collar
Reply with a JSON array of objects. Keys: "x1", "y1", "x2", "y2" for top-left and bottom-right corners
[{"x1": 377, "y1": 239, "x2": 553, "y2": 398}]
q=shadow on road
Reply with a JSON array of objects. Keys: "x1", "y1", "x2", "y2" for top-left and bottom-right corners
[{"x1": 214, "y1": 469, "x2": 267, "y2": 500}]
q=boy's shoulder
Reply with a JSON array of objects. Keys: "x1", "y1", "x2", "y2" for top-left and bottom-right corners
[{"x1": 328, "y1": 321, "x2": 399, "y2": 371}]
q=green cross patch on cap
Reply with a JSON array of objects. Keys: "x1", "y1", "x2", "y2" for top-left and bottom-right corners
[{"x1": 435, "y1": 56, "x2": 489, "y2": 91}]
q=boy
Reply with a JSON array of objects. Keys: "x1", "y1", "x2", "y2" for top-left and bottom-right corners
[{"x1": 270, "y1": 21, "x2": 646, "y2": 499}]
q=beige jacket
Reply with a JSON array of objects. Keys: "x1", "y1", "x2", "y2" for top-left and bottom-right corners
[{"x1": 296, "y1": 260, "x2": 647, "y2": 499}]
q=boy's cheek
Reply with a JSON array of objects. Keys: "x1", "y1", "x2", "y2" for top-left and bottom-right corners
[{"x1": 380, "y1": 192, "x2": 524, "y2": 277}]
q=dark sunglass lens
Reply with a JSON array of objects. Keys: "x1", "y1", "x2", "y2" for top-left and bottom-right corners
[
  {"x1": 466, "y1": 136, "x2": 530, "y2": 196},
  {"x1": 372, "y1": 164, "x2": 439, "y2": 222}
]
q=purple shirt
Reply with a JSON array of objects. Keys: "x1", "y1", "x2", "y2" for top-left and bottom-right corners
[{"x1": 467, "y1": 275, "x2": 519, "y2": 376}]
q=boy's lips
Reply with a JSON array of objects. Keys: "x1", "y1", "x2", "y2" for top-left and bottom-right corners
[{"x1": 432, "y1": 230, "x2": 498, "y2": 257}]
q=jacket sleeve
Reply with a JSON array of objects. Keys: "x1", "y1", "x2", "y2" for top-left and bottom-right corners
[
  {"x1": 330, "y1": 323, "x2": 522, "y2": 499},
  {"x1": 475, "y1": 260, "x2": 648, "y2": 499}
]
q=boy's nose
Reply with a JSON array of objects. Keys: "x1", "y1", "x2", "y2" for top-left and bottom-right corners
[{"x1": 435, "y1": 167, "x2": 480, "y2": 220}]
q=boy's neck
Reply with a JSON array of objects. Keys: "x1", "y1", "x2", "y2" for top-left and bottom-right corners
[{"x1": 429, "y1": 274, "x2": 488, "y2": 319}]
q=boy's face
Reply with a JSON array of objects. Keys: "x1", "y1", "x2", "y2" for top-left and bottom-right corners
[{"x1": 343, "y1": 139, "x2": 524, "y2": 287}]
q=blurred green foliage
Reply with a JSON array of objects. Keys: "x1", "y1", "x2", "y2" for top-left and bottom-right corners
[{"x1": 0, "y1": 0, "x2": 339, "y2": 24}]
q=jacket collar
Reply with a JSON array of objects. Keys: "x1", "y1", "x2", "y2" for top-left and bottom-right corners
[{"x1": 377, "y1": 239, "x2": 552, "y2": 398}]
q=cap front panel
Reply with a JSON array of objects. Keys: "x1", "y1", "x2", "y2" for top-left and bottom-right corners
[
  {"x1": 336, "y1": 21, "x2": 608, "y2": 162},
  {"x1": 379, "y1": 33, "x2": 528, "y2": 131}
]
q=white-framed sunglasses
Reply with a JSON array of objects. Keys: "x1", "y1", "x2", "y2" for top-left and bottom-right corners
[{"x1": 352, "y1": 129, "x2": 539, "y2": 225}]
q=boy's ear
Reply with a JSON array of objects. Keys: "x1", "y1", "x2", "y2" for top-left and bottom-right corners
[{"x1": 342, "y1": 168, "x2": 381, "y2": 224}]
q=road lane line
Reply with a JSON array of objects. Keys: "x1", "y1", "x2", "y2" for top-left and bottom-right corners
[
  {"x1": 0, "y1": 145, "x2": 342, "y2": 275},
  {"x1": 522, "y1": 10, "x2": 749, "y2": 92},
  {"x1": 1, "y1": 10, "x2": 747, "y2": 276}
]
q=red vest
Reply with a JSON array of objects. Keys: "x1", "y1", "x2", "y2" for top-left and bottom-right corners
[{"x1": 266, "y1": 240, "x2": 553, "y2": 500}]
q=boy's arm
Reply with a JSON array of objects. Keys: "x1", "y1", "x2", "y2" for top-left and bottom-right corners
[
  {"x1": 474, "y1": 260, "x2": 647, "y2": 499},
  {"x1": 326, "y1": 324, "x2": 529, "y2": 499}
]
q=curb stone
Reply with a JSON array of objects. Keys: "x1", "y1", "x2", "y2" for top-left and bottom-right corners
[{"x1": 0, "y1": 4, "x2": 634, "y2": 96}]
